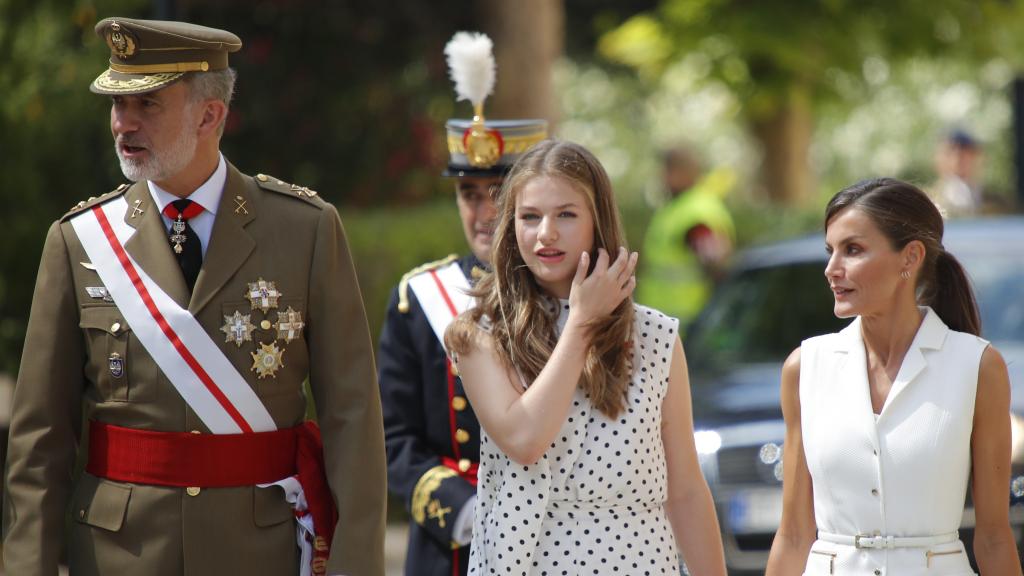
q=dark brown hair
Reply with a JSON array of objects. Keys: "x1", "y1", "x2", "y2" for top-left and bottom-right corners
[
  {"x1": 825, "y1": 177, "x2": 981, "y2": 335},
  {"x1": 446, "y1": 140, "x2": 634, "y2": 418}
]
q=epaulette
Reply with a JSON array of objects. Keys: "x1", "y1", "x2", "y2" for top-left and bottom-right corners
[
  {"x1": 398, "y1": 254, "x2": 459, "y2": 313},
  {"x1": 61, "y1": 183, "x2": 130, "y2": 221},
  {"x1": 254, "y1": 173, "x2": 324, "y2": 207}
]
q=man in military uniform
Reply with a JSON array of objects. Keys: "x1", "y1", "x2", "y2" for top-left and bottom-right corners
[
  {"x1": 376, "y1": 32, "x2": 546, "y2": 576},
  {"x1": 2, "y1": 18, "x2": 385, "y2": 576}
]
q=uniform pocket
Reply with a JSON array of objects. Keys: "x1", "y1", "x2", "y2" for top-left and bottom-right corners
[
  {"x1": 72, "y1": 473, "x2": 132, "y2": 532},
  {"x1": 79, "y1": 306, "x2": 156, "y2": 402}
]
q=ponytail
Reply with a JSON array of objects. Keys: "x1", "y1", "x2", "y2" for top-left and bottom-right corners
[{"x1": 927, "y1": 250, "x2": 981, "y2": 336}]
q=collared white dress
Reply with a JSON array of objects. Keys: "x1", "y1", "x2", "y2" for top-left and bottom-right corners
[
  {"x1": 468, "y1": 302, "x2": 681, "y2": 575},
  {"x1": 799, "y1": 307, "x2": 988, "y2": 576}
]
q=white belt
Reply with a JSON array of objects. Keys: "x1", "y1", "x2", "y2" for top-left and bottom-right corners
[{"x1": 818, "y1": 530, "x2": 959, "y2": 549}]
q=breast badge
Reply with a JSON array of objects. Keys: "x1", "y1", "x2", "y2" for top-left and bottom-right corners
[
  {"x1": 108, "y1": 353, "x2": 124, "y2": 378},
  {"x1": 246, "y1": 278, "x2": 281, "y2": 313},
  {"x1": 251, "y1": 342, "x2": 284, "y2": 379},
  {"x1": 86, "y1": 286, "x2": 114, "y2": 302},
  {"x1": 221, "y1": 311, "x2": 255, "y2": 347},
  {"x1": 275, "y1": 307, "x2": 304, "y2": 343}
]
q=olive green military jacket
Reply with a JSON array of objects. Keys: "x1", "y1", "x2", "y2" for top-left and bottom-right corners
[{"x1": 3, "y1": 163, "x2": 386, "y2": 576}]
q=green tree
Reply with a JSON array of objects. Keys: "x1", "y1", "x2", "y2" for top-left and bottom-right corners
[{"x1": 599, "y1": 0, "x2": 1024, "y2": 203}]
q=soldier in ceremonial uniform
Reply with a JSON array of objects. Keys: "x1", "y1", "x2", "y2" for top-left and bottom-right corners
[
  {"x1": 3, "y1": 18, "x2": 385, "y2": 576},
  {"x1": 376, "y1": 32, "x2": 546, "y2": 576}
]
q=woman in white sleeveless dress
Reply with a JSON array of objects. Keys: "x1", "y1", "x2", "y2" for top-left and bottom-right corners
[
  {"x1": 446, "y1": 140, "x2": 727, "y2": 575},
  {"x1": 766, "y1": 178, "x2": 1022, "y2": 576}
]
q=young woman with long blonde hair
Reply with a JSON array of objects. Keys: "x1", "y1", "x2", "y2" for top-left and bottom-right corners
[{"x1": 446, "y1": 139, "x2": 727, "y2": 575}]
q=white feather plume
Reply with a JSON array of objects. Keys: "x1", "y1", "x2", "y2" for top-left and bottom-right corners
[{"x1": 444, "y1": 32, "x2": 496, "y2": 107}]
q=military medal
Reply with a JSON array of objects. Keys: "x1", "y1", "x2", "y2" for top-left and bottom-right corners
[
  {"x1": 221, "y1": 311, "x2": 255, "y2": 347},
  {"x1": 275, "y1": 307, "x2": 304, "y2": 343},
  {"x1": 169, "y1": 215, "x2": 187, "y2": 254},
  {"x1": 246, "y1": 278, "x2": 281, "y2": 313},
  {"x1": 108, "y1": 352, "x2": 124, "y2": 378},
  {"x1": 250, "y1": 342, "x2": 284, "y2": 378}
]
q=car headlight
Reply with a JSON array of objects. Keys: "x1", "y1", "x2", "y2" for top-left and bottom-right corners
[
  {"x1": 694, "y1": 430, "x2": 722, "y2": 456},
  {"x1": 758, "y1": 442, "x2": 785, "y2": 483}
]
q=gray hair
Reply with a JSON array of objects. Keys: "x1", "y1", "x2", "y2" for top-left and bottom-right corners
[{"x1": 181, "y1": 68, "x2": 237, "y2": 134}]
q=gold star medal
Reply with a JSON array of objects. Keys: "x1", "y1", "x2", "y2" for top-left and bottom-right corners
[
  {"x1": 251, "y1": 342, "x2": 284, "y2": 379},
  {"x1": 221, "y1": 311, "x2": 255, "y2": 347},
  {"x1": 276, "y1": 307, "x2": 305, "y2": 343},
  {"x1": 245, "y1": 278, "x2": 281, "y2": 313}
]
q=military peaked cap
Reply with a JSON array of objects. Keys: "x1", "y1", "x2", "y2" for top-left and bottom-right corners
[{"x1": 90, "y1": 17, "x2": 241, "y2": 95}]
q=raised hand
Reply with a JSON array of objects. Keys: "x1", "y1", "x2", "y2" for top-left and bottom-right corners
[{"x1": 567, "y1": 246, "x2": 638, "y2": 329}]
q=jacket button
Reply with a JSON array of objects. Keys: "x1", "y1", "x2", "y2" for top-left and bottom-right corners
[
  {"x1": 458, "y1": 458, "x2": 472, "y2": 473},
  {"x1": 260, "y1": 319, "x2": 272, "y2": 330},
  {"x1": 186, "y1": 486, "x2": 201, "y2": 496},
  {"x1": 874, "y1": 570, "x2": 882, "y2": 575},
  {"x1": 110, "y1": 322, "x2": 121, "y2": 334},
  {"x1": 452, "y1": 396, "x2": 467, "y2": 411},
  {"x1": 871, "y1": 488, "x2": 879, "y2": 496},
  {"x1": 455, "y1": 429, "x2": 470, "y2": 444}
]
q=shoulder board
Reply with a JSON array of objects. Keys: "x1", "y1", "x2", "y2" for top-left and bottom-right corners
[
  {"x1": 254, "y1": 173, "x2": 324, "y2": 207},
  {"x1": 398, "y1": 254, "x2": 459, "y2": 314},
  {"x1": 61, "y1": 183, "x2": 130, "y2": 221}
]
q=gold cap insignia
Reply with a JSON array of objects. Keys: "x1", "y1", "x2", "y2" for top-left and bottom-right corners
[
  {"x1": 107, "y1": 22, "x2": 138, "y2": 60},
  {"x1": 251, "y1": 342, "x2": 284, "y2": 379}
]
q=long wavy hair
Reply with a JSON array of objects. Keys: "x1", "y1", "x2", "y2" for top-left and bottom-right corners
[
  {"x1": 825, "y1": 177, "x2": 981, "y2": 335},
  {"x1": 446, "y1": 140, "x2": 635, "y2": 418}
]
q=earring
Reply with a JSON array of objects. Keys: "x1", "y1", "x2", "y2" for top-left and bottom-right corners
[{"x1": 900, "y1": 270, "x2": 910, "y2": 279}]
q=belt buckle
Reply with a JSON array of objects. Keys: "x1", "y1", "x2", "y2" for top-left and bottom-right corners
[{"x1": 854, "y1": 534, "x2": 875, "y2": 549}]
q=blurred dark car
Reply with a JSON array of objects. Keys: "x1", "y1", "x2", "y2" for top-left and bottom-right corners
[{"x1": 684, "y1": 216, "x2": 1024, "y2": 574}]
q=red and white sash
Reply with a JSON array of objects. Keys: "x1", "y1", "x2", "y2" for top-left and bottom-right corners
[
  {"x1": 70, "y1": 196, "x2": 324, "y2": 575},
  {"x1": 406, "y1": 261, "x2": 474, "y2": 350}
]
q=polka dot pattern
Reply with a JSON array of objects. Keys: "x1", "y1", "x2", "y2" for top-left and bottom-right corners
[{"x1": 469, "y1": 303, "x2": 681, "y2": 575}]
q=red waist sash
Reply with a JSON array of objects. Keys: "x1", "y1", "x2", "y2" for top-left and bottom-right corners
[{"x1": 87, "y1": 420, "x2": 299, "y2": 487}]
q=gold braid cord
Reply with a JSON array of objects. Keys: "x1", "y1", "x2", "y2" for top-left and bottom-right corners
[
  {"x1": 397, "y1": 254, "x2": 459, "y2": 313},
  {"x1": 411, "y1": 465, "x2": 458, "y2": 526}
]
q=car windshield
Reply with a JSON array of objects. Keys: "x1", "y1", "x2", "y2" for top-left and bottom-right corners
[{"x1": 686, "y1": 247, "x2": 1024, "y2": 376}]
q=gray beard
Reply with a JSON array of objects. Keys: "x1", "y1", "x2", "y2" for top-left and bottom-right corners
[{"x1": 115, "y1": 113, "x2": 198, "y2": 183}]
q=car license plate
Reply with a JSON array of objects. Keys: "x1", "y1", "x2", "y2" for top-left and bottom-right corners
[{"x1": 728, "y1": 487, "x2": 783, "y2": 534}]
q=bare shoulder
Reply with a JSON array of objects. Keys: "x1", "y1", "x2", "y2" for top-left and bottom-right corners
[
  {"x1": 781, "y1": 347, "x2": 802, "y2": 383},
  {"x1": 977, "y1": 344, "x2": 1010, "y2": 405},
  {"x1": 780, "y1": 347, "x2": 802, "y2": 414}
]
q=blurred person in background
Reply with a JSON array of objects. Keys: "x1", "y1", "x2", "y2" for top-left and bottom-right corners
[
  {"x1": 638, "y1": 146, "x2": 735, "y2": 329},
  {"x1": 767, "y1": 178, "x2": 1022, "y2": 575},
  {"x1": 376, "y1": 31, "x2": 546, "y2": 576},
  {"x1": 930, "y1": 128, "x2": 985, "y2": 217}
]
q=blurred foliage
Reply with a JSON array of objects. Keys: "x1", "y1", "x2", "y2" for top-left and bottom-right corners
[
  {"x1": 599, "y1": 0, "x2": 1024, "y2": 118},
  {"x1": 0, "y1": 0, "x2": 146, "y2": 375}
]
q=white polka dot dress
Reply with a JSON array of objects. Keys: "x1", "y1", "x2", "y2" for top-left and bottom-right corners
[{"x1": 468, "y1": 302, "x2": 680, "y2": 575}]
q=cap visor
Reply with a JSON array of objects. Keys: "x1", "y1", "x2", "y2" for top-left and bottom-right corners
[
  {"x1": 90, "y1": 68, "x2": 184, "y2": 95},
  {"x1": 442, "y1": 164, "x2": 512, "y2": 178}
]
